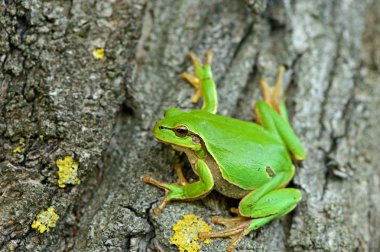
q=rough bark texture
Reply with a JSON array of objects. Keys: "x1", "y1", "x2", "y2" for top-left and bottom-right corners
[{"x1": 0, "y1": 0, "x2": 379, "y2": 251}]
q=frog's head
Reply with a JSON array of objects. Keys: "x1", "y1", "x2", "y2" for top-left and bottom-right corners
[{"x1": 153, "y1": 108, "x2": 202, "y2": 152}]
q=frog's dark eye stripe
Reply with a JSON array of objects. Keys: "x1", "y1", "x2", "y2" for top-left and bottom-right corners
[
  {"x1": 158, "y1": 125, "x2": 189, "y2": 137},
  {"x1": 174, "y1": 126, "x2": 189, "y2": 137},
  {"x1": 158, "y1": 126, "x2": 171, "y2": 130}
]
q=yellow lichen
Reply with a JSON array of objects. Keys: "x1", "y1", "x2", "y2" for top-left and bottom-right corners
[
  {"x1": 56, "y1": 156, "x2": 80, "y2": 188},
  {"x1": 92, "y1": 48, "x2": 105, "y2": 60},
  {"x1": 12, "y1": 146, "x2": 23, "y2": 153},
  {"x1": 13, "y1": 138, "x2": 25, "y2": 153},
  {"x1": 170, "y1": 214, "x2": 212, "y2": 252},
  {"x1": 31, "y1": 207, "x2": 59, "y2": 233}
]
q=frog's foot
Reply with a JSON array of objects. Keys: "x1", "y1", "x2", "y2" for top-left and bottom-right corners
[
  {"x1": 181, "y1": 51, "x2": 213, "y2": 103},
  {"x1": 143, "y1": 175, "x2": 187, "y2": 215},
  {"x1": 260, "y1": 65, "x2": 285, "y2": 114},
  {"x1": 229, "y1": 207, "x2": 240, "y2": 215},
  {"x1": 143, "y1": 164, "x2": 187, "y2": 214},
  {"x1": 143, "y1": 175, "x2": 171, "y2": 215},
  {"x1": 181, "y1": 72, "x2": 202, "y2": 103},
  {"x1": 144, "y1": 160, "x2": 214, "y2": 215},
  {"x1": 199, "y1": 216, "x2": 252, "y2": 252}
]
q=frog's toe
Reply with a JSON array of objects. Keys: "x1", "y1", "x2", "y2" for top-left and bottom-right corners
[
  {"x1": 259, "y1": 65, "x2": 285, "y2": 113},
  {"x1": 211, "y1": 216, "x2": 248, "y2": 226},
  {"x1": 143, "y1": 176, "x2": 171, "y2": 214},
  {"x1": 174, "y1": 163, "x2": 188, "y2": 185},
  {"x1": 227, "y1": 232, "x2": 246, "y2": 252},
  {"x1": 188, "y1": 52, "x2": 201, "y2": 68},
  {"x1": 229, "y1": 207, "x2": 240, "y2": 215},
  {"x1": 204, "y1": 50, "x2": 213, "y2": 64},
  {"x1": 153, "y1": 200, "x2": 168, "y2": 215},
  {"x1": 199, "y1": 220, "x2": 251, "y2": 252},
  {"x1": 181, "y1": 72, "x2": 202, "y2": 103},
  {"x1": 143, "y1": 175, "x2": 168, "y2": 191},
  {"x1": 200, "y1": 213, "x2": 253, "y2": 251},
  {"x1": 181, "y1": 72, "x2": 200, "y2": 88}
]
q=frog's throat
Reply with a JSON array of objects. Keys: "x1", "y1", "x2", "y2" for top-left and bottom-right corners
[{"x1": 171, "y1": 142, "x2": 206, "y2": 159}]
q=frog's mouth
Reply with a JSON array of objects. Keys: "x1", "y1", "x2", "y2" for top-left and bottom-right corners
[{"x1": 153, "y1": 123, "x2": 177, "y2": 143}]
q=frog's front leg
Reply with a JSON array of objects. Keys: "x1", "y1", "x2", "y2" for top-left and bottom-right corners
[
  {"x1": 143, "y1": 159, "x2": 214, "y2": 215},
  {"x1": 181, "y1": 51, "x2": 218, "y2": 114}
]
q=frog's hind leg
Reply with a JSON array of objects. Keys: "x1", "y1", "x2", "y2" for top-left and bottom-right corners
[
  {"x1": 181, "y1": 51, "x2": 218, "y2": 114},
  {"x1": 199, "y1": 188, "x2": 301, "y2": 252}
]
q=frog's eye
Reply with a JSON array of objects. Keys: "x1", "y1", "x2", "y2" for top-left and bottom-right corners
[{"x1": 174, "y1": 126, "x2": 188, "y2": 137}]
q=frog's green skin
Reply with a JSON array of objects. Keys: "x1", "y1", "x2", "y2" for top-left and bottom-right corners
[{"x1": 144, "y1": 51, "x2": 306, "y2": 252}]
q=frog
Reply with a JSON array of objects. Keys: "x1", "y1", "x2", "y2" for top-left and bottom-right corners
[{"x1": 144, "y1": 51, "x2": 306, "y2": 252}]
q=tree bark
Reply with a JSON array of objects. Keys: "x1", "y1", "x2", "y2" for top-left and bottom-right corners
[{"x1": 1, "y1": 0, "x2": 379, "y2": 251}]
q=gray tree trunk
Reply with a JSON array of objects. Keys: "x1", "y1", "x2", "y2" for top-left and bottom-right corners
[{"x1": 1, "y1": 0, "x2": 379, "y2": 251}]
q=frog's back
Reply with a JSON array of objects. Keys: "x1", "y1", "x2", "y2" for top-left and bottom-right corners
[{"x1": 185, "y1": 110, "x2": 292, "y2": 190}]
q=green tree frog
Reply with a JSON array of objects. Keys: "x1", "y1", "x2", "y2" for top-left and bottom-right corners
[{"x1": 144, "y1": 51, "x2": 306, "y2": 252}]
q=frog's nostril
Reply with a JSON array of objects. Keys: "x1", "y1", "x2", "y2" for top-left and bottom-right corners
[{"x1": 159, "y1": 126, "x2": 164, "y2": 130}]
